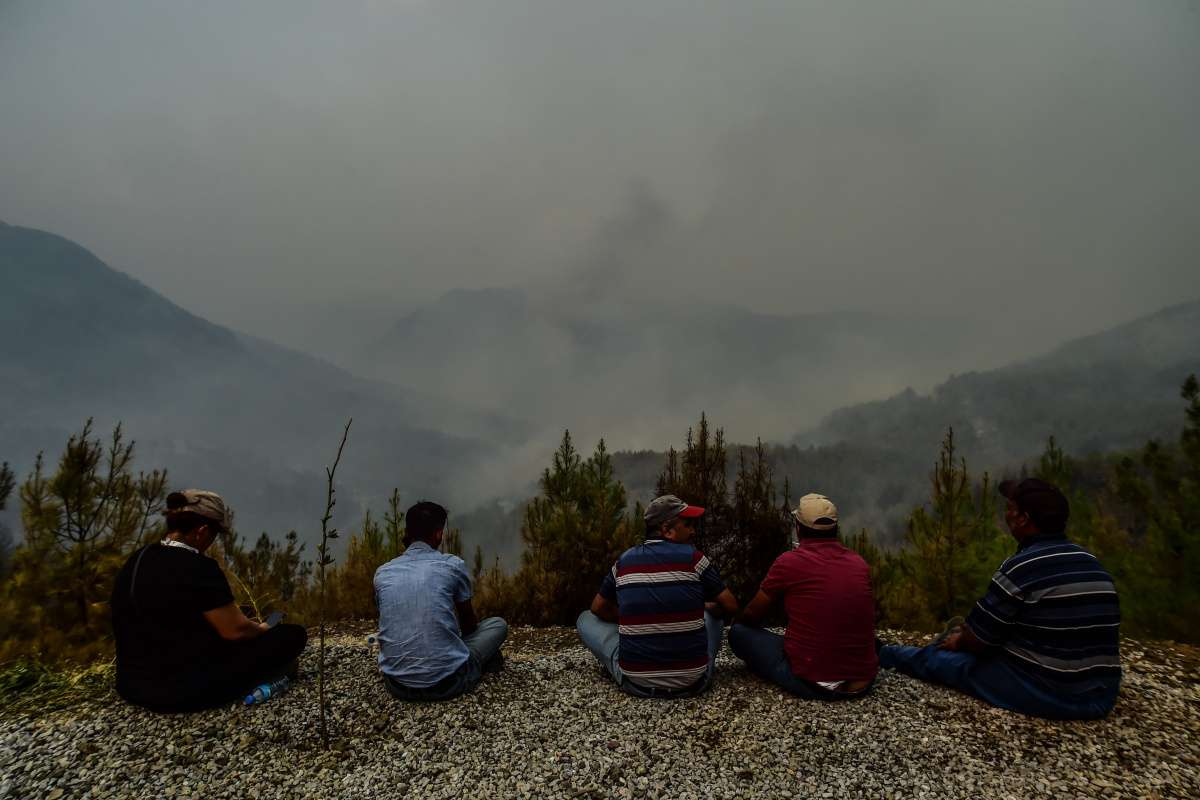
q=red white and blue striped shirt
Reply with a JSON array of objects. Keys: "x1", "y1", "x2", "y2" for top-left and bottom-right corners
[{"x1": 599, "y1": 539, "x2": 726, "y2": 690}]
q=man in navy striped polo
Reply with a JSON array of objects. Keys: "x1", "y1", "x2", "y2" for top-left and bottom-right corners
[
  {"x1": 576, "y1": 495, "x2": 739, "y2": 698},
  {"x1": 879, "y1": 478, "x2": 1121, "y2": 719}
]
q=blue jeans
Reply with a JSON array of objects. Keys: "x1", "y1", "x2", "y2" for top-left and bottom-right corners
[
  {"x1": 576, "y1": 610, "x2": 723, "y2": 698},
  {"x1": 880, "y1": 644, "x2": 1119, "y2": 720},
  {"x1": 384, "y1": 617, "x2": 508, "y2": 702},
  {"x1": 728, "y1": 624, "x2": 872, "y2": 700}
]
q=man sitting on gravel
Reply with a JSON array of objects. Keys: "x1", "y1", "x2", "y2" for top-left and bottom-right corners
[
  {"x1": 576, "y1": 494, "x2": 739, "y2": 698},
  {"x1": 111, "y1": 489, "x2": 308, "y2": 712},
  {"x1": 375, "y1": 501, "x2": 508, "y2": 701},
  {"x1": 729, "y1": 493, "x2": 878, "y2": 699},
  {"x1": 879, "y1": 478, "x2": 1122, "y2": 719}
]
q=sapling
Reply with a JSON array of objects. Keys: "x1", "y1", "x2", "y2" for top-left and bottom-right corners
[{"x1": 317, "y1": 419, "x2": 352, "y2": 750}]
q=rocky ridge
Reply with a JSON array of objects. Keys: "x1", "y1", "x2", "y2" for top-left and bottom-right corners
[{"x1": 1, "y1": 625, "x2": 1196, "y2": 799}]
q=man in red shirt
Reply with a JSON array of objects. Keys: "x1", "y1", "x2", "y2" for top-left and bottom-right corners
[{"x1": 729, "y1": 493, "x2": 878, "y2": 698}]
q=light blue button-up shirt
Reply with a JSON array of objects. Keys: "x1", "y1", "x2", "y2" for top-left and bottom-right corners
[{"x1": 374, "y1": 541, "x2": 473, "y2": 687}]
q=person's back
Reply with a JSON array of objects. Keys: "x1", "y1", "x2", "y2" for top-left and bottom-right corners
[
  {"x1": 609, "y1": 538, "x2": 722, "y2": 690},
  {"x1": 879, "y1": 478, "x2": 1121, "y2": 719},
  {"x1": 730, "y1": 493, "x2": 876, "y2": 698},
  {"x1": 576, "y1": 495, "x2": 738, "y2": 698},
  {"x1": 111, "y1": 489, "x2": 307, "y2": 712},
  {"x1": 374, "y1": 501, "x2": 508, "y2": 701},
  {"x1": 112, "y1": 543, "x2": 234, "y2": 704},
  {"x1": 966, "y1": 533, "x2": 1120, "y2": 697},
  {"x1": 375, "y1": 541, "x2": 472, "y2": 687},
  {"x1": 763, "y1": 538, "x2": 877, "y2": 684}
]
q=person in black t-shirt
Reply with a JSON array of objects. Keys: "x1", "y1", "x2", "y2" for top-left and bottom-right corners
[{"x1": 111, "y1": 489, "x2": 307, "y2": 712}]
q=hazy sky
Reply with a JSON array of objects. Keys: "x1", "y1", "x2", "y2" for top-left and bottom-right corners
[{"x1": 2, "y1": 0, "x2": 1199, "y2": 356}]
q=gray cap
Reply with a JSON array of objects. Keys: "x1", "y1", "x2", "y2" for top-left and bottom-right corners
[
  {"x1": 644, "y1": 494, "x2": 705, "y2": 528},
  {"x1": 165, "y1": 489, "x2": 232, "y2": 531}
]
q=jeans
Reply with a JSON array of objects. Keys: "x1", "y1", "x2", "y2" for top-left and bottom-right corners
[
  {"x1": 384, "y1": 617, "x2": 508, "y2": 702},
  {"x1": 728, "y1": 624, "x2": 872, "y2": 700},
  {"x1": 576, "y1": 610, "x2": 723, "y2": 698},
  {"x1": 879, "y1": 644, "x2": 1119, "y2": 720}
]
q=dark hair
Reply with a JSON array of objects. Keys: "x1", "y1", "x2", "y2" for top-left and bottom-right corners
[
  {"x1": 406, "y1": 501, "x2": 448, "y2": 543},
  {"x1": 165, "y1": 510, "x2": 214, "y2": 534},
  {"x1": 796, "y1": 520, "x2": 839, "y2": 538},
  {"x1": 649, "y1": 515, "x2": 702, "y2": 538}
]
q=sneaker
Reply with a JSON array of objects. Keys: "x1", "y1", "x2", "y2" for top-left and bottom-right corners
[{"x1": 482, "y1": 652, "x2": 505, "y2": 674}]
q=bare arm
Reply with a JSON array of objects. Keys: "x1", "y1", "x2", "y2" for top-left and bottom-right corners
[
  {"x1": 737, "y1": 589, "x2": 774, "y2": 627},
  {"x1": 203, "y1": 603, "x2": 268, "y2": 641},
  {"x1": 456, "y1": 600, "x2": 479, "y2": 636},
  {"x1": 708, "y1": 588, "x2": 739, "y2": 621},
  {"x1": 590, "y1": 593, "x2": 619, "y2": 623}
]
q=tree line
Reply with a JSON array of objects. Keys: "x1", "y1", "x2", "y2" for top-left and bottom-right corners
[{"x1": 2, "y1": 375, "x2": 1196, "y2": 663}]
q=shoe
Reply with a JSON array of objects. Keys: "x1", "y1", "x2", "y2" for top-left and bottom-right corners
[
  {"x1": 482, "y1": 652, "x2": 505, "y2": 674},
  {"x1": 931, "y1": 616, "x2": 965, "y2": 646}
]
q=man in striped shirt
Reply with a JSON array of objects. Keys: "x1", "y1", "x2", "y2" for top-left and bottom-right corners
[
  {"x1": 576, "y1": 495, "x2": 739, "y2": 698},
  {"x1": 880, "y1": 478, "x2": 1121, "y2": 719}
]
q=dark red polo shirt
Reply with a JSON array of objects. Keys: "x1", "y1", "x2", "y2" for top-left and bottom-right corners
[{"x1": 760, "y1": 537, "x2": 878, "y2": 683}]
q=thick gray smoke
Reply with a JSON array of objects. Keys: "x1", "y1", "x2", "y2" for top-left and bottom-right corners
[
  {"x1": 2, "y1": 1, "x2": 1199, "y2": 527},
  {"x1": 2, "y1": 1, "x2": 1197, "y2": 352}
]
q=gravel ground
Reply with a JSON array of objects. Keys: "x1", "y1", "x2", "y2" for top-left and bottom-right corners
[{"x1": 1, "y1": 624, "x2": 1197, "y2": 800}]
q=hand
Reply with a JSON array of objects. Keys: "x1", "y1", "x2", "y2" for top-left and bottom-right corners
[{"x1": 938, "y1": 628, "x2": 963, "y2": 651}]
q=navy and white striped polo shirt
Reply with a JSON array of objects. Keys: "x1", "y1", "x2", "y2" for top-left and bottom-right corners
[
  {"x1": 598, "y1": 539, "x2": 726, "y2": 690},
  {"x1": 966, "y1": 533, "x2": 1121, "y2": 690}
]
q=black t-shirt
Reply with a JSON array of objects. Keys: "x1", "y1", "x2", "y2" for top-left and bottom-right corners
[{"x1": 110, "y1": 543, "x2": 234, "y2": 697}]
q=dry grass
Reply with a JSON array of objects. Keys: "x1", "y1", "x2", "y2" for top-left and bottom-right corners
[{"x1": 0, "y1": 658, "x2": 116, "y2": 715}]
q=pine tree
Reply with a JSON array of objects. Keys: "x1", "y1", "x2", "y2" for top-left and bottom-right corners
[
  {"x1": 1109, "y1": 375, "x2": 1200, "y2": 639},
  {"x1": 518, "y1": 432, "x2": 638, "y2": 625},
  {"x1": 0, "y1": 462, "x2": 14, "y2": 577},
  {"x1": 214, "y1": 530, "x2": 307, "y2": 621},
  {"x1": 443, "y1": 528, "x2": 464, "y2": 558},
  {"x1": 18, "y1": 420, "x2": 167, "y2": 637},
  {"x1": 0, "y1": 462, "x2": 13, "y2": 511},
  {"x1": 726, "y1": 439, "x2": 791, "y2": 603},
  {"x1": 900, "y1": 428, "x2": 1004, "y2": 627},
  {"x1": 656, "y1": 412, "x2": 734, "y2": 568},
  {"x1": 471, "y1": 544, "x2": 485, "y2": 586}
]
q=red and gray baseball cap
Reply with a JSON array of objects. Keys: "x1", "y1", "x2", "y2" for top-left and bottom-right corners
[{"x1": 644, "y1": 494, "x2": 705, "y2": 528}]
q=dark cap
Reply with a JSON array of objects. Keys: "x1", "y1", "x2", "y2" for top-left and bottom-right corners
[
  {"x1": 998, "y1": 478, "x2": 1069, "y2": 533},
  {"x1": 644, "y1": 494, "x2": 705, "y2": 528}
]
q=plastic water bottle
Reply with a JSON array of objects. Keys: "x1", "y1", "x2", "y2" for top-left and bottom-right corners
[{"x1": 244, "y1": 676, "x2": 290, "y2": 706}]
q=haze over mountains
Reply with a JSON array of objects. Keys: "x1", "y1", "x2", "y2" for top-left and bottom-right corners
[
  {"x1": 0, "y1": 221, "x2": 509, "y2": 540},
  {"x1": 361, "y1": 285, "x2": 991, "y2": 450},
  {"x1": 3, "y1": 219, "x2": 1198, "y2": 560}
]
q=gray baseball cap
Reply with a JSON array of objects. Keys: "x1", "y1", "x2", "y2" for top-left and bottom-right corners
[
  {"x1": 644, "y1": 494, "x2": 705, "y2": 528},
  {"x1": 165, "y1": 489, "x2": 232, "y2": 531}
]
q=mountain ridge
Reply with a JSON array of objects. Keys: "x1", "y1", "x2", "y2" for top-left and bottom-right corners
[{"x1": 0, "y1": 223, "x2": 507, "y2": 542}]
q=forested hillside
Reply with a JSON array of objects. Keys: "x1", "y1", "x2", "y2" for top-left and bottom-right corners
[
  {"x1": 604, "y1": 301, "x2": 1200, "y2": 544},
  {"x1": 0, "y1": 221, "x2": 508, "y2": 539}
]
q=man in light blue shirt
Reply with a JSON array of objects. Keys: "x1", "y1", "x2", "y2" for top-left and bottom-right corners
[{"x1": 375, "y1": 501, "x2": 507, "y2": 701}]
